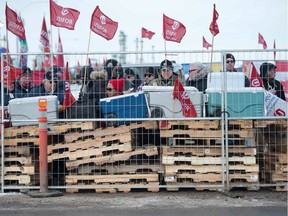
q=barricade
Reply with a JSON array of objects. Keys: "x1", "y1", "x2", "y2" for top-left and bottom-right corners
[{"x1": 1, "y1": 49, "x2": 287, "y2": 193}]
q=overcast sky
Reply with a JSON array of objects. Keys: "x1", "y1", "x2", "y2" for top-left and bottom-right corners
[{"x1": 0, "y1": 0, "x2": 287, "y2": 54}]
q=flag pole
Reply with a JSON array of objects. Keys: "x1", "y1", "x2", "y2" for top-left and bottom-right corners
[
  {"x1": 5, "y1": 28, "x2": 9, "y2": 94},
  {"x1": 50, "y1": 23, "x2": 54, "y2": 91},
  {"x1": 209, "y1": 35, "x2": 215, "y2": 82},
  {"x1": 83, "y1": 30, "x2": 92, "y2": 95}
]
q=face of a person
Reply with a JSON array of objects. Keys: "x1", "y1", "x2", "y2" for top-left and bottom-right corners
[
  {"x1": 19, "y1": 74, "x2": 31, "y2": 87},
  {"x1": 106, "y1": 82, "x2": 118, "y2": 97},
  {"x1": 266, "y1": 67, "x2": 276, "y2": 81},
  {"x1": 144, "y1": 73, "x2": 154, "y2": 83},
  {"x1": 44, "y1": 79, "x2": 57, "y2": 93},
  {"x1": 188, "y1": 66, "x2": 199, "y2": 79},
  {"x1": 226, "y1": 58, "x2": 235, "y2": 72},
  {"x1": 161, "y1": 68, "x2": 173, "y2": 80},
  {"x1": 126, "y1": 75, "x2": 135, "y2": 82}
]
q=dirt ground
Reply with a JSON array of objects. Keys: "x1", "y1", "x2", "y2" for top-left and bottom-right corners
[{"x1": 0, "y1": 189, "x2": 287, "y2": 210}]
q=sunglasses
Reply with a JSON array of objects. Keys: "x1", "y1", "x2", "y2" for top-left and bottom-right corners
[
  {"x1": 106, "y1": 88, "x2": 114, "y2": 91},
  {"x1": 226, "y1": 60, "x2": 235, "y2": 64},
  {"x1": 144, "y1": 73, "x2": 153, "y2": 78}
]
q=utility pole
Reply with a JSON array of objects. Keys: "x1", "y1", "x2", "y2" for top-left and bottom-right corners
[{"x1": 119, "y1": 31, "x2": 127, "y2": 64}]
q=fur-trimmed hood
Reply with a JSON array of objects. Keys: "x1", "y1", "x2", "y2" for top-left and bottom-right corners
[{"x1": 90, "y1": 70, "x2": 107, "y2": 80}]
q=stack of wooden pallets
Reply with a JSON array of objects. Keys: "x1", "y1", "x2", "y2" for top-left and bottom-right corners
[
  {"x1": 1, "y1": 126, "x2": 40, "y2": 187},
  {"x1": 159, "y1": 120, "x2": 259, "y2": 191},
  {"x1": 255, "y1": 119, "x2": 287, "y2": 191},
  {"x1": 46, "y1": 121, "x2": 161, "y2": 193}
]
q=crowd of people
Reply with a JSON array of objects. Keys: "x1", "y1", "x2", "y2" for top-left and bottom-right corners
[{"x1": 0, "y1": 55, "x2": 286, "y2": 119}]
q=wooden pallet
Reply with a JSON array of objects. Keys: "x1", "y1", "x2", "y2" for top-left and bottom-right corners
[
  {"x1": 66, "y1": 146, "x2": 158, "y2": 170},
  {"x1": 159, "y1": 120, "x2": 220, "y2": 130},
  {"x1": 76, "y1": 163, "x2": 164, "y2": 175},
  {"x1": 162, "y1": 146, "x2": 256, "y2": 157},
  {"x1": 48, "y1": 133, "x2": 131, "y2": 155},
  {"x1": 162, "y1": 155, "x2": 256, "y2": 165},
  {"x1": 3, "y1": 146, "x2": 31, "y2": 156},
  {"x1": 160, "y1": 129, "x2": 255, "y2": 139},
  {"x1": 4, "y1": 174, "x2": 32, "y2": 185},
  {"x1": 3, "y1": 137, "x2": 39, "y2": 146},
  {"x1": 165, "y1": 182, "x2": 223, "y2": 191},
  {"x1": 66, "y1": 182, "x2": 159, "y2": 193},
  {"x1": 254, "y1": 119, "x2": 287, "y2": 128},
  {"x1": 165, "y1": 164, "x2": 259, "y2": 174},
  {"x1": 1, "y1": 165, "x2": 35, "y2": 175},
  {"x1": 48, "y1": 142, "x2": 132, "y2": 162}
]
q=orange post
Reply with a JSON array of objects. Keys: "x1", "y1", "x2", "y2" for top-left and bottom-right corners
[{"x1": 38, "y1": 98, "x2": 48, "y2": 193}]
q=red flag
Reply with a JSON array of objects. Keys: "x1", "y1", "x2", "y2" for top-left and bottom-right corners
[
  {"x1": 258, "y1": 33, "x2": 267, "y2": 49},
  {"x1": 62, "y1": 62, "x2": 77, "y2": 110},
  {"x1": 172, "y1": 78, "x2": 197, "y2": 117},
  {"x1": 209, "y1": 4, "x2": 220, "y2": 36},
  {"x1": 202, "y1": 36, "x2": 212, "y2": 49},
  {"x1": 50, "y1": 0, "x2": 80, "y2": 30},
  {"x1": 163, "y1": 14, "x2": 186, "y2": 43},
  {"x1": 57, "y1": 31, "x2": 64, "y2": 67},
  {"x1": 250, "y1": 62, "x2": 263, "y2": 87},
  {"x1": 5, "y1": 4, "x2": 26, "y2": 40},
  {"x1": 141, "y1": 27, "x2": 155, "y2": 39},
  {"x1": 0, "y1": 62, "x2": 22, "y2": 86},
  {"x1": 90, "y1": 6, "x2": 118, "y2": 41},
  {"x1": 273, "y1": 39, "x2": 276, "y2": 61},
  {"x1": 40, "y1": 16, "x2": 50, "y2": 52}
]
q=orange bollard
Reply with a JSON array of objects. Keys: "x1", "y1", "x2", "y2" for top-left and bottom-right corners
[{"x1": 38, "y1": 98, "x2": 48, "y2": 193}]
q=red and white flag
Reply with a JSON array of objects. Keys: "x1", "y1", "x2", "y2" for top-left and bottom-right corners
[
  {"x1": 163, "y1": 14, "x2": 186, "y2": 43},
  {"x1": 258, "y1": 33, "x2": 267, "y2": 49},
  {"x1": 141, "y1": 27, "x2": 155, "y2": 39},
  {"x1": 62, "y1": 62, "x2": 77, "y2": 110},
  {"x1": 40, "y1": 16, "x2": 50, "y2": 52},
  {"x1": 202, "y1": 36, "x2": 212, "y2": 49},
  {"x1": 90, "y1": 6, "x2": 118, "y2": 41},
  {"x1": 172, "y1": 78, "x2": 197, "y2": 117},
  {"x1": 50, "y1": 0, "x2": 80, "y2": 30},
  {"x1": 249, "y1": 62, "x2": 263, "y2": 87},
  {"x1": 57, "y1": 31, "x2": 64, "y2": 67},
  {"x1": 209, "y1": 4, "x2": 219, "y2": 36},
  {"x1": 5, "y1": 4, "x2": 26, "y2": 40},
  {"x1": 0, "y1": 62, "x2": 22, "y2": 86}
]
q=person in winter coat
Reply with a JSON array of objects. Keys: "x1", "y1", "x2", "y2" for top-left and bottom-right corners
[
  {"x1": 105, "y1": 59, "x2": 123, "y2": 80},
  {"x1": 149, "y1": 59, "x2": 179, "y2": 86},
  {"x1": 185, "y1": 62, "x2": 212, "y2": 92},
  {"x1": 13, "y1": 66, "x2": 34, "y2": 98},
  {"x1": 28, "y1": 71, "x2": 65, "y2": 104},
  {"x1": 260, "y1": 62, "x2": 286, "y2": 101}
]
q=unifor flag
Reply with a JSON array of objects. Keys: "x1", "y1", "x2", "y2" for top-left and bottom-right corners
[
  {"x1": 40, "y1": 16, "x2": 50, "y2": 52},
  {"x1": 209, "y1": 4, "x2": 219, "y2": 36},
  {"x1": 258, "y1": 33, "x2": 267, "y2": 49},
  {"x1": 57, "y1": 31, "x2": 64, "y2": 67},
  {"x1": 0, "y1": 62, "x2": 22, "y2": 86},
  {"x1": 19, "y1": 38, "x2": 28, "y2": 67},
  {"x1": 202, "y1": 36, "x2": 212, "y2": 49},
  {"x1": 172, "y1": 77, "x2": 197, "y2": 117},
  {"x1": 90, "y1": 6, "x2": 118, "y2": 40},
  {"x1": 62, "y1": 62, "x2": 77, "y2": 110},
  {"x1": 163, "y1": 14, "x2": 186, "y2": 43},
  {"x1": 50, "y1": 0, "x2": 80, "y2": 30},
  {"x1": 249, "y1": 62, "x2": 263, "y2": 87},
  {"x1": 142, "y1": 27, "x2": 155, "y2": 39},
  {"x1": 5, "y1": 4, "x2": 26, "y2": 40}
]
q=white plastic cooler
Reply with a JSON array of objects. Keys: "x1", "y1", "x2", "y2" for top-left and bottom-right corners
[
  {"x1": 142, "y1": 86, "x2": 204, "y2": 118},
  {"x1": 8, "y1": 95, "x2": 59, "y2": 126}
]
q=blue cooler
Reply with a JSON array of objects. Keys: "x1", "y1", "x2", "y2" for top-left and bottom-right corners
[
  {"x1": 206, "y1": 88, "x2": 265, "y2": 117},
  {"x1": 99, "y1": 92, "x2": 148, "y2": 126}
]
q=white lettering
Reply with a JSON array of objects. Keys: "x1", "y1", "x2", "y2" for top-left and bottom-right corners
[
  {"x1": 165, "y1": 30, "x2": 176, "y2": 37},
  {"x1": 56, "y1": 16, "x2": 73, "y2": 25},
  {"x1": 8, "y1": 21, "x2": 24, "y2": 32},
  {"x1": 92, "y1": 22, "x2": 107, "y2": 34}
]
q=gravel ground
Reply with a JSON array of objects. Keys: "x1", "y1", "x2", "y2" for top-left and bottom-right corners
[{"x1": 0, "y1": 189, "x2": 286, "y2": 210}]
